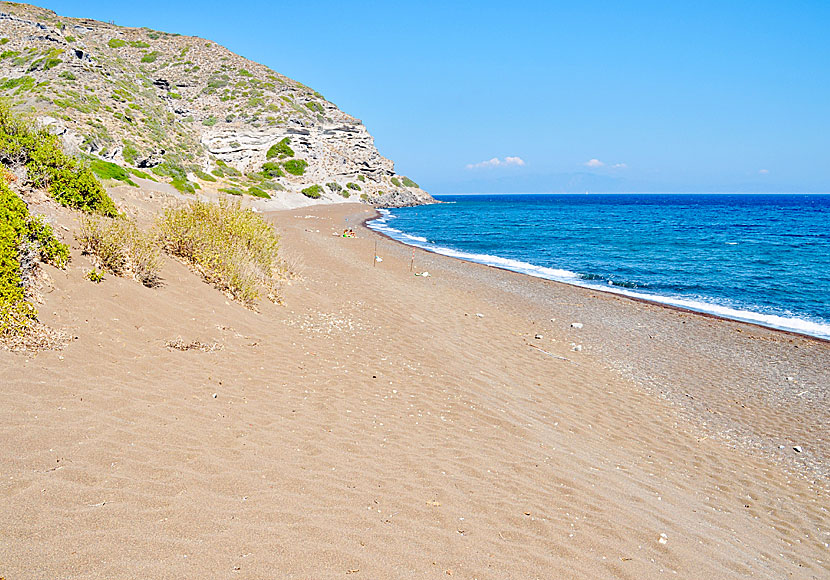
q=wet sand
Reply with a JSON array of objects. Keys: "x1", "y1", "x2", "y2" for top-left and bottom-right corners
[{"x1": 1, "y1": 202, "x2": 827, "y2": 579}]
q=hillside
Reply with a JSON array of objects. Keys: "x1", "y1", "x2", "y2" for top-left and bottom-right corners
[{"x1": 0, "y1": 2, "x2": 433, "y2": 206}]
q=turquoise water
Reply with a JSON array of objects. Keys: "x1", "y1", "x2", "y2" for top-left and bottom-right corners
[{"x1": 368, "y1": 194, "x2": 830, "y2": 339}]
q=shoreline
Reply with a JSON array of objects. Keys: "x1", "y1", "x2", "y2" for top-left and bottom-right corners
[
  {"x1": 347, "y1": 203, "x2": 829, "y2": 485},
  {"x1": 365, "y1": 207, "x2": 830, "y2": 344}
]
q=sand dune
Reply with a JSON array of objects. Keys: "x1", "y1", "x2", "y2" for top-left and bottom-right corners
[{"x1": 1, "y1": 203, "x2": 827, "y2": 579}]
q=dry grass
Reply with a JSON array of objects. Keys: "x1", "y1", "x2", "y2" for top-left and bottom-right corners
[
  {"x1": 76, "y1": 215, "x2": 163, "y2": 287},
  {"x1": 157, "y1": 200, "x2": 283, "y2": 308}
]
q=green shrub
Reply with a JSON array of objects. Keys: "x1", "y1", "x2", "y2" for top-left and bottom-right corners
[
  {"x1": 282, "y1": 159, "x2": 307, "y2": 176},
  {"x1": 65, "y1": 36, "x2": 76, "y2": 43},
  {"x1": 171, "y1": 178, "x2": 196, "y2": 194},
  {"x1": 86, "y1": 268, "x2": 104, "y2": 283},
  {"x1": 89, "y1": 159, "x2": 138, "y2": 186},
  {"x1": 58, "y1": 71, "x2": 76, "y2": 81},
  {"x1": 129, "y1": 167, "x2": 156, "y2": 181},
  {"x1": 141, "y1": 51, "x2": 159, "y2": 63},
  {"x1": 219, "y1": 187, "x2": 243, "y2": 196},
  {"x1": 108, "y1": 38, "x2": 127, "y2": 48},
  {"x1": 122, "y1": 140, "x2": 139, "y2": 164},
  {"x1": 391, "y1": 177, "x2": 401, "y2": 187},
  {"x1": 129, "y1": 41, "x2": 150, "y2": 49},
  {"x1": 0, "y1": 101, "x2": 117, "y2": 215},
  {"x1": 341, "y1": 190, "x2": 350, "y2": 198},
  {"x1": 157, "y1": 200, "x2": 283, "y2": 306},
  {"x1": 346, "y1": 182, "x2": 361, "y2": 191},
  {"x1": 301, "y1": 184, "x2": 322, "y2": 199},
  {"x1": 0, "y1": 39, "x2": 9, "y2": 46},
  {"x1": 304, "y1": 101, "x2": 324, "y2": 113},
  {"x1": 402, "y1": 176, "x2": 419, "y2": 188},
  {"x1": 1, "y1": 178, "x2": 68, "y2": 338},
  {"x1": 266, "y1": 137, "x2": 293, "y2": 159},
  {"x1": 238, "y1": 69, "x2": 252, "y2": 77},
  {"x1": 76, "y1": 215, "x2": 162, "y2": 287},
  {"x1": 202, "y1": 116, "x2": 217, "y2": 126},
  {"x1": 326, "y1": 182, "x2": 342, "y2": 193},
  {"x1": 192, "y1": 168, "x2": 217, "y2": 182},
  {"x1": 248, "y1": 186, "x2": 271, "y2": 199},
  {"x1": 360, "y1": 193, "x2": 368, "y2": 200},
  {"x1": 357, "y1": 175, "x2": 365, "y2": 182},
  {"x1": 261, "y1": 161, "x2": 284, "y2": 178}
]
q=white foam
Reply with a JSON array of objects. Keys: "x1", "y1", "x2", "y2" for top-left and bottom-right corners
[{"x1": 367, "y1": 212, "x2": 830, "y2": 340}]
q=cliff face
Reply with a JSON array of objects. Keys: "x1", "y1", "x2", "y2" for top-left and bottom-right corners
[{"x1": 0, "y1": 2, "x2": 433, "y2": 206}]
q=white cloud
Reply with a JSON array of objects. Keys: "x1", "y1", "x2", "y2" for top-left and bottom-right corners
[
  {"x1": 466, "y1": 156, "x2": 526, "y2": 170},
  {"x1": 611, "y1": 162, "x2": 628, "y2": 169},
  {"x1": 584, "y1": 158, "x2": 604, "y2": 168},
  {"x1": 759, "y1": 169, "x2": 769, "y2": 174}
]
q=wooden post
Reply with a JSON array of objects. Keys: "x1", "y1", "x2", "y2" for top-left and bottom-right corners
[
  {"x1": 373, "y1": 240, "x2": 377, "y2": 267},
  {"x1": 409, "y1": 249, "x2": 414, "y2": 272}
]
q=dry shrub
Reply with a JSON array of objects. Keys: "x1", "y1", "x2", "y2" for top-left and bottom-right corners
[
  {"x1": 76, "y1": 215, "x2": 163, "y2": 287},
  {"x1": 157, "y1": 200, "x2": 282, "y2": 307}
]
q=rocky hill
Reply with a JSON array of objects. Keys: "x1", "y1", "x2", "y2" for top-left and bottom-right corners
[{"x1": 0, "y1": 2, "x2": 433, "y2": 207}]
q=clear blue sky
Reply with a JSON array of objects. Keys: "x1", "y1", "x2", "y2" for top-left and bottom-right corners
[{"x1": 34, "y1": 1, "x2": 830, "y2": 192}]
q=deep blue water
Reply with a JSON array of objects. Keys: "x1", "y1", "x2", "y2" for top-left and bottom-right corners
[{"x1": 368, "y1": 194, "x2": 830, "y2": 339}]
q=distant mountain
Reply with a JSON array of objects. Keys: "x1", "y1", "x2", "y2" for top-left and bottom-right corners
[{"x1": 0, "y1": 2, "x2": 433, "y2": 206}]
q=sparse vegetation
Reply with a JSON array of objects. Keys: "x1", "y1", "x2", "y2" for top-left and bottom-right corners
[
  {"x1": 391, "y1": 177, "x2": 401, "y2": 187},
  {"x1": 157, "y1": 200, "x2": 283, "y2": 306},
  {"x1": 326, "y1": 182, "x2": 342, "y2": 193},
  {"x1": 85, "y1": 268, "x2": 104, "y2": 283},
  {"x1": 108, "y1": 38, "x2": 127, "y2": 48},
  {"x1": 261, "y1": 161, "x2": 284, "y2": 178},
  {"x1": 248, "y1": 186, "x2": 270, "y2": 198},
  {"x1": 301, "y1": 184, "x2": 322, "y2": 199},
  {"x1": 76, "y1": 215, "x2": 163, "y2": 287},
  {"x1": 141, "y1": 51, "x2": 160, "y2": 63},
  {"x1": 346, "y1": 182, "x2": 361, "y2": 191},
  {"x1": 402, "y1": 176, "x2": 419, "y2": 188}
]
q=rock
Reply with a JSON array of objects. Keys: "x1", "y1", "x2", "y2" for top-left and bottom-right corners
[
  {"x1": 570, "y1": 322, "x2": 583, "y2": 329},
  {"x1": 212, "y1": 393, "x2": 218, "y2": 399},
  {"x1": 793, "y1": 446, "x2": 803, "y2": 453},
  {"x1": 534, "y1": 334, "x2": 543, "y2": 340},
  {"x1": 658, "y1": 533, "x2": 668, "y2": 544},
  {"x1": 475, "y1": 313, "x2": 484, "y2": 318},
  {"x1": 572, "y1": 344, "x2": 583, "y2": 352}
]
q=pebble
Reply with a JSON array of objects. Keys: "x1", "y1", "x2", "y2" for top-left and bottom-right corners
[
  {"x1": 476, "y1": 313, "x2": 484, "y2": 318},
  {"x1": 658, "y1": 533, "x2": 668, "y2": 544},
  {"x1": 534, "y1": 334, "x2": 543, "y2": 340},
  {"x1": 793, "y1": 446, "x2": 803, "y2": 453},
  {"x1": 573, "y1": 344, "x2": 583, "y2": 352},
  {"x1": 571, "y1": 322, "x2": 583, "y2": 329},
  {"x1": 212, "y1": 393, "x2": 218, "y2": 399}
]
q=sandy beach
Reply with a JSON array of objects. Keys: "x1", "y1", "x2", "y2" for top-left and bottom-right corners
[{"x1": 1, "y1": 201, "x2": 828, "y2": 579}]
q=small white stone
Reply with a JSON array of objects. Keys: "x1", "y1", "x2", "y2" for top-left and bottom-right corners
[
  {"x1": 475, "y1": 313, "x2": 484, "y2": 318},
  {"x1": 212, "y1": 393, "x2": 218, "y2": 399},
  {"x1": 571, "y1": 322, "x2": 583, "y2": 329},
  {"x1": 573, "y1": 344, "x2": 583, "y2": 352},
  {"x1": 793, "y1": 446, "x2": 803, "y2": 453},
  {"x1": 658, "y1": 533, "x2": 668, "y2": 544}
]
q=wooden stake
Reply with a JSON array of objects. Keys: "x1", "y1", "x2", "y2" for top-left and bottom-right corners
[
  {"x1": 373, "y1": 240, "x2": 378, "y2": 267},
  {"x1": 409, "y1": 249, "x2": 414, "y2": 272}
]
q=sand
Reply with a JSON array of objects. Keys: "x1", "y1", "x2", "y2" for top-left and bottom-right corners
[{"x1": 1, "y1": 201, "x2": 828, "y2": 579}]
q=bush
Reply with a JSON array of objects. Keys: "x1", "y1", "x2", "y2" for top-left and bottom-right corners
[
  {"x1": 282, "y1": 159, "x2": 307, "y2": 176},
  {"x1": 171, "y1": 178, "x2": 196, "y2": 194},
  {"x1": 141, "y1": 51, "x2": 159, "y2": 63},
  {"x1": 248, "y1": 186, "x2": 271, "y2": 199},
  {"x1": 192, "y1": 167, "x2": 217, "y2": 182},
  {"x1": 89, "y1": 158, "x2": 138, "y2": 187},
  {"x1": 266, "y1": 137, "x2": 294, "y2": 159},
  {"x1": 357, "y1": 175, "x2": 365, "y2": 182},
  {"x1": 391, "y1": 177, "x2": 401, "y2": 187},
  {"x1": 76, "y1": 215, "x2": 162, "y2": 287},
  {"x1": 301, "y1": 185, "x2": 322, "y2": 199},
  {"x1": 261, "y1": 161, "x2": 284, "y2": 178},
  {"x1": 1, "y1": 178, "x2": 68, "y2": 338},
  {"x1": 402, "y1": 176, "x2": 419, "y2": 188},
  {"x1": 346, "y1": 182, "x2": 361, "y2": 191},
  {"x1": 202, "y1": 116, "x2": 217, "y2": 126},
  {"x1": 157, "y1": 200, "x2": 282, "y2": 306},
  {"x1": 326, "y1": 182, "x2": 342, "y2": 193},
  {"x1": 0, "y1": 101, "x2": 118, "y2": 216},
  {"x1": 108, "y1": 39, "x2": 127, "y2": 48}
]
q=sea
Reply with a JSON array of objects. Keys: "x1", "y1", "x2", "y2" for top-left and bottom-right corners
[{"x1": 367, "y1": 194, "x2": 830, "y2": 340}]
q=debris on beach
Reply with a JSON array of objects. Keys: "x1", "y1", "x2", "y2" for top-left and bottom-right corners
[
  {"x1": 534, "y1": 334, "x2": 543, "y2": 339},
  {"x1": 475, "y1": 313, "x2": 484, "y2": 318},
  {"x1": 572, "y1": 344, "x2": 583, "y2": 352},
  {"x1": 794, "y1": 446, "x2": 803, "y2": 453},
  {"x1": 571, "y1": 322, "x2": 584, "y2": 329},
  {"x1": 658, "y1": 533, "x2": 668, "y2": 544}
]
